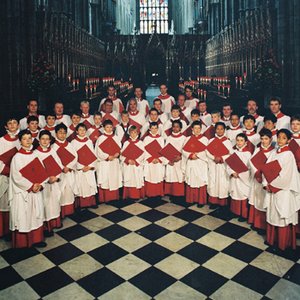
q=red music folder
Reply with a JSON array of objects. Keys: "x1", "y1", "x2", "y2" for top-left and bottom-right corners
[
  {"x1": 183, "y1": 135, "x2": 206, "y2": 153},
  {"x1": 89, "y1": 129, "x2": 101, "y2": 144},
  {"x1": 251, "y1": 150, "x2": 268, "y2": 170},
  {"x1": 145, "y1": 140, "x2": 162, "y2": 158},
  {"x1": 19, "y1": 157, "x2": 48, "y2": 184},
  {"x1": 159, "y1": 143, "x2": 181, "y2": 162},
  {"x1": 77, "y1": 145, "x2": 97, "y2": 166},
  {"x1": 0, "y1": 147, "x2": 18, "y2": 166},
  {"x1": 225, "y1": 152, "x2": 249, "y2": 174},
  {"x1": 289, "y1": 139, "x2": 300, "y2": 162},
  {"x1": 122, "y1": 142, "x2": 144, "y2": 160},
  {"x1": 43, "y1": 155, "x2": 62, "y2": 177},
  {"x1": 99, "y1": 138, "x2": 121, "y2": 156},
  {"x1": 57, "y1": 146, "x2": 76, "y2": 166},
  {"x1": 261, "y1": 160, "x2": 282, "y2": 183},
  {"x1": 207, "y1": 138, "x2": 229, "y2": 157}
]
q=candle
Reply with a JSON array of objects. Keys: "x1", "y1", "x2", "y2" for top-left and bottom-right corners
[
  {"x1": 239, "y1": 77, "x2": 243, "y2": 89},
  {"x1": 85, "y1": 86, "x2": 89, "y2": 98},
  {"x1": 204, "y1": 90, "x2": 207, "y2": 101},
  {"x1": 72, "y1": 80, "x2": 76, "y2": 90}
]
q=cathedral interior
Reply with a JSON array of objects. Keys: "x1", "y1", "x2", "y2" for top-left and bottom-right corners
[{"x1": 0, "y1": 1, "x2": 300, "y2": 299}]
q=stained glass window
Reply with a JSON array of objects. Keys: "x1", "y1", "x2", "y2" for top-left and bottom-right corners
[{"x1": 139, "y1": 0, "x2": 168, "y2": 34}]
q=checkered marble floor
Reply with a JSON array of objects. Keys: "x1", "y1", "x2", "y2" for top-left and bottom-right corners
[{"x1": 1, "y1": 198, "x2": 300, "y2": 300}]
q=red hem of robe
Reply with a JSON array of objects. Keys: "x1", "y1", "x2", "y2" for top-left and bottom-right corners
[
  {"x1": 12, "y1": 226, "x2": 44, "y2": 248},
  {"x1": 230, "y1": 199, "x2": 248, "y2": 218},
  {"x1": 186, "y1": 185, "x2": 207, "y2": 204},
  {"x1": 61, "y1": 203, "x2": 75, "y2": 218},
  {"x1": 0, "y1": 211, "x2": 10, "y2": 237},
  {"x1": 208, "y1": 196, "x2": 228, "y2": 206},
  {"x1": 44, "y1": 216, "x2": 62, "y2": 232},
  {"x1": 123, "y1": 187, "x2": 145, "y2": 200},
  {"x1": 98, "y1": 188, "x2": 120, "y2": 202},
  {"x1": 248, "y1": 205, "x2": 267, "y2": 230},
  {"x1": 266, "y1": 223, "x2": 296, "y2": 250},
  {"x1": 78, "y1": 195, "x2": 96, "y2": 208},
  {"x1": 145, "y1": 181, "x2": 164, "y2": 198},
  {"x1": 164, "y1": 182, "x2": 185, "y2": 197}
]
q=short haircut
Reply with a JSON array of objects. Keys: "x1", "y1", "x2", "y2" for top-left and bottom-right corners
[
  {"x1": 277, "y1": 128, "x2": 292, "y2": 140},
  {"x1": 263, "y1": 114, "x2": 277, "y2": 124},
  {"x1": 211, "y1": 110, "x2": 221, "y2": 116},
  {"x1": 18, "y1": 129, "x2": 31, "y2": 141},
  {"x1": 103, "y1": 119, "x2": 113, "y2": 127},
  {"x1": 129, "y1": 125, "x2": 138, "y2": 133},
  {"x1": 149, "y1": 108, "x2": 159, "y2": 114},
  {"x1": 215, "y1": 121, "x2": 226, "y2": 130},
  {"x1": 149, "y1": 122, "x2": 158, "y2": 128},
  {"x1": 107, "y1": 84, "x2": 115, "y2": 90},
  {"x1": 191, "y1": 109, "x2": 200, "y2": 116},
  {"x1": 191, "y1": 120, "x2": 202, "y2": 128},
  {"x1": 222, "y1": 103, "x2": 232, "y2": 109},
  {"x1": 243, "y1": 114, "x2": 256, "y2": 124},
  {"x1": 76, "y1": 123, "x2": 87, "y2": 131},
  {"x1": 269, "y1": 96, "x2": 282, "y2": 105},
  {"x1": 230, "y1": 112, "x2": 240, "y2": 118},
  {"x1": 121, "y1": 110, "x2": 129, "y2": 115},
  {"x1": 172, "y1": 119, "x2": 183, "y2": 129},
  {"x1": 171, "y1": 104, "x2": 181, "y2": 111},
  {"x1": 45, "y1": 111, "x2": 56, "y2": 119},
  {"x1": 236, "y1": 133, "x2": 248, "y2": 142},
  {"x1": 93, "y1": 111, "x2": 102, "y2": 117},
  {"x1": 184, "y1": 85, "x2": 193, "y2": 91},
  {"x1": 5, "y1": 116, "x2": 19, "y2": 124},
  {"x1": 153, "y1": 98, "x2": 162, "y2": 105},
  {"x1": 80, "y1": 100, "x2": 90, "y2": 106},
  {"x1": 177, "y1": 93, "x2": 185, "y2": 98},
  {"x1": 134, "y1": 86, "x2": 143, "y2": 91},
  {"x1": 71, "y1": 111, "x2": 81, "y2": 117},
  {"x1": 27, "y1": 115, "x2": 39, "y2": 124},
  {"x1": 104, "y1": 99, "x2": 113, "y2": 105},
  {"x1": 259, "y1": 128, "x2": 272, "y2": 139},
  {"x1": 54, "y1": 101, "x2": 64, "y2": 106},
  {"x1": 198, "y1": 100, "x2": 207, "y2": 105},
  {"x1": 55, "y1": 123, "x2": 67, "y2": 133},
  {"x1": 39, "y1": 130, "x2": 52, "y2": 140},
  {"x1": 159, "y1": 83, "x2": 167, "y2": 88},
  {"x1": 27, "y1": 99, "x2": 38, "y2": 105},
  {"x1": 247, "y1": 99, "x2": 258, "y2": 105},
  {"x1": 128, "y1": 97, "x2": 137, "y2": 104},
  {"x1": 291, "y1": 114, "x2": 300, "y2": 123}
]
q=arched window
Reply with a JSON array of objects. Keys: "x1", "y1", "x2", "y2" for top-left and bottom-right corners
[{"x1": 139, "y1": 0, "x2": 169, "y2": 34}]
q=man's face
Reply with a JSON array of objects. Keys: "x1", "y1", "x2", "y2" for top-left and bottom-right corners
[
  {"x1": 154, "y1": 101, "x2": 162, "y2": 111},
  {"x1": 160, "y1": 85, "x2": 167, "y2": 95},
  {"x1": 105, "y1": 103, "x2": 113, "y2": 113},
  {"x1": 199, "y1": 102, "x2": 207, "y2": 113},
  {"x1": 230, "y1": 115, "x2": 240, "y2": 127},
  {"x1": 222, "y1": 106, "x2": 232, "y2": 118},
  {"x1": 27, "y1": 101, "x2": 38, "y2": 114},
  {"x1": 80, "y1": 103, "x2": 90, "y2": 114},
  {"x1": 177, "y1": 95, "x2": 185, "y2": 107},
  {"x1": 185, "y1": 89, "x2": 193, "y2": 98},
  {"x1": 108, "y1": 87, "x2": 115, "y2": 97},
  {"x1": 129, "y1": 100, "x2": 137, "y2": 112},
  {"x1": 247, "y1": 100, "x2": 258, "y2": 114},
  {"x1": 291, "y1": 120, "x2": 300, "y2": 133},
  {"x1": 134, "y1": 88, "x2": 143, "y2": 99},
  {"x1": 269, "y1": 100, "x2": 281, "y2": 114},
  {"x1": 54, "y1": 103, "x2": 64, "y2": 115}
]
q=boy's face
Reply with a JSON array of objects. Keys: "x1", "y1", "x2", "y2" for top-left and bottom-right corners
[
  {"x1": 191, "y1": 114, "x2": 200, "y2": 122},
  {"x1": 54, "y1": 103, "x2": 64, "y2": 115},
  {"x1": 172, "y1": 123, "x2": 181, "y2": 133},
  {"x1": 244, "y1": 119, "x2": 255, "y2": 130},
  {"x1": 104, "y1": 124, "x2": 113, "y2": 133},
  {"x1": 264, "y1": 120, "x2": 275, "y2": 131},
  {"x1": 185, "y1": 89, "x2": 193, "y2": 98},
  {"x1": 134, "y1": 88, "x2": 143, "y2": 99},
  {"x1": 46, "y1": 116, "x2": 56, "y2": 127},
  {"x1": 198, "y1": 102, "x2": 207, "y2": 113},
  {"x1": 269, "y1": 100, "x2": 281, "y2": 114},
  {"x1": 129, "y1": 100, "x2": 137, "y2": 112},
  {"x1": 192, "y1": 125, "x2": 202, "y2": 136},
  {"x1": 130, "y1": 130, "x2": 138, "y2": 139},
  {"x1": 105, "y1": 102, "x2": 113, "y2": 113},
  {"x1": 150, "y1": 125, "x2": 159, "y2": 135},
  {"x1": 94, "y1": 115, "x2": 102, "y2": 126},
  {"x1": 211, "y1": 113, "x2": 220, "y2": 124},
  {"x1": 236, "y1": 136, "x2": 246, "y2": 148},
  {"x1": 171, "y1": 109, "x2": 180, "y2": 119},
  {"x1": 160, "y1": 85, "x2": 167, "y2": 94},
  {"x1": 261, "y1": 135, "x2": 272, "y2": 148},
  {"x1": 39, "y1": 134, "x2": 50, "y2": 148},
  {"x1": 230, "y1": 115, "x2": 240, "y2": 127},
  {"x1": 28, "y1": 121, "x2": 38, "y2": 132},
  {"x1": 6, "y1": 119, "x2": 19, "y2": 133},
  {"x1": 215, "y1": 125, "x2": 225, "y2": 137},
  {"x1": 121, "y1": 114, "x2": 129, "y2": 123},
  {"x1": 71, "y1": 115, "x2": 81, "y2": 125},
  {"x1": 277, "y1": 132, "x2": 289, "y2": 147},
  {"x1": 291, "y1": 120, "x2": 300, "y2": 133},
  {"x1": 77, "y1": 126, "x2": 87, "y2": 137},
  {"x1": 222, "y1": 106, "x2": 232, "y2": 118},
  {"x1": 56, "y1": 128, "x2": 67, "y2": 141},
  {"x1": 21, "y1": 134, "x2": 32, "y2": 148},
  {"x1": 149, "y1": 111, "x2": 158, "y2": 121},
  {"x1": 154, "y1": 101, "x2": 162, "y2": 111}
]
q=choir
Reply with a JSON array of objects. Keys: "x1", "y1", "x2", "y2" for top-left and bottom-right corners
[{"x1": 1, "y1": 88, "x2": 300, "y2": 253}]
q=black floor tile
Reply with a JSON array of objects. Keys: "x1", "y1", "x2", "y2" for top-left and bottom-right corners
[
  {"x1": 68, "y1": 210, "x2": 98, "y2": 223},
  {"x1": 178, "y1": 243, "x2": 218, "y2": 265},
  {"x1": 88, "y1": 243, "x2": 128, "y2": 265},
  {"x1": 129, "y1": 266, "x2": 176, "y2": 297},
  {"x1": 77, "y1": 268, "x2": 124, "y2": 297},
  {"x1": 0, "y1": 247, "x2": 40, "y2": 265},
  {"x1": 0, "y1": 266, "x2": 23, "y2": 290},
  {"x1": 139, "y1": 198, "x2": 167, "y2": 208},
  {"x1": 138, "y1": 210, "x2": 169, "y2": 223},
  {"x1": 232, "y1": 265, "x2": 280, "y2": 295},
  {"x1": 266, "y1": 246, "x2": 300, "y2": 262},
  {"x1": 175, "y1": 223, "x2": 209, "y2": 241},
  {"x1": 136, "y1": 224, "x2": 170, "y2": 241},
  {"x1": 132, "y1": 243, "x2": 173, "y2": 265},
  {"x1": 222, "y1": 241, "x2": 263, "y2": 263},
  {"x1": 173, "y1": 209, "x2": 204, "y2": 222},
  {"x1": 108, "y1": 199, "x2": 135, "y2": 208},
  {"x1": 56, "y1": 224, "x2": 92, "y2": 241},
  {"x1": 96, "y1": 224, "x2": 131, "y2": 241},
  {"x1": 43, "y1": 243, "x2": 84, "y2": 265},
  {"x1": 26, "y1": 267, "x2": 73, "y2": 297},
  {"x1": 209, "y1": 206, "x2": 234, "y2": 221},
  {"x1": 102, "y1": 210, "x2": 133, "y2": 223},
  {"x1": 283, "y1": 264, "x2": 300, "y2": 285},
  {"x1": 214, "y1": 222, "x2": 250, "y2": 239},
  {"x1": 171, "y1": 197, "x2": 192, "y2": 207},
  {"x1": 180, "y1": 266, "x2": 228, "y2": 296}
]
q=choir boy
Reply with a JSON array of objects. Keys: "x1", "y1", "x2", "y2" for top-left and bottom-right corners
[
  {"x1": 162, "y1": 120, "x2": 186, "y2": 199},
  {"x1": 268, "y1": 97, "x2": 291, "y2": 130},
  {"x1": 43, "y1": 111, "x2": 57, "y2": 138},
  {"x1": 80, "y1": 100, "x2": 94, "y2": 129},
  {"x1": 54, "y1": 101, "x2": 71, "y2": 126},
  {"x1": 227, "y1": 113, "x2": 243, "y2": 146},
  {"x1": 262, "y1": 114, "x2": 277, "y2": 145},
  {"x1": 71, "y1": 123, "x2": 97, "y2": 208},
  {"x1": 290, "y1": 114, "x2": 300, "y2": 171},
  {"x1": 206, "y1": 122, "x2": 233, "y2": 208},
  {"x1": 203, "y1": 111, "x2": 221, "y2": 140},
  {"x1": 9, "y1": 130, "x2": 48, "y2": 248},
  {"x1": 87, "y1": 112, "x2": 103, "y2": 145},
  {"x1": 184, "y1": 86, "x2": 199, "y2": 109},
  {"x1": 67, "y1": 111, "x2": 82, "y2": 142},
  {"x1": 27, "y1": 116, "x2": 40, "y2": 149},
  {"x1": 99, "y1": 85, "x2": 124, "y2": 114},
  {"x1": 182, "y1": 121, "x2": 208, "y2": 206},
  {"x1": 157, "y1": 84, "x2": 175, "y2": 114},
  {"x1": 52, "y1": 123, "x2": 78, "y2": 218},
  {"x1": 248, "y1": 129, "x2": 275, "y2": 233},
  {"x1": 95, "y1": 120, "x2": 122, "y2": 203},
  {"x1": 153, "y1": 98, "x2": 168, "y2": 124},
  {"x1": 163, "y1": 105, "x2": 187, "y2": 139},
  {"x1": 141, "y1": 108, "x2": 164, "y2": 140},
  {"x1": 115, "y1": 111, "x2": 130, "y2": 144},
  {"x1": 198, "y1": 101, "x2": 212, "y2": 127},
  {"x1": 262, "y1": 129, "x2": 300, "y2": 250},
  {"x1": 120, "y1": 126, "x2": 145, "y2": 200},
  {"x1": 143, "y1": 122, "x2": 166, "y2": 198},
  {"x1": 0, "y1": 117, "x2": 20, "y2": 238},
  {"x1": 240, "y1": 99, "x2": 264, "y2": 132},
  {"x1": 243, "y1": 115, "x2": 260, "y2": 153},
  {"x1": 183, "y1": 109, "x2": 206, "y2": 137},
  {"x1": 226, "y1": 133, "x2": 252, "y2": 221},
  {"x1": 36, "y1": 130, "x2": 63, "y2": 236}
]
